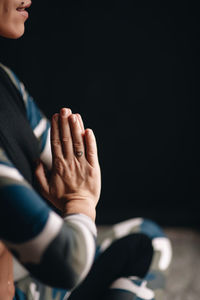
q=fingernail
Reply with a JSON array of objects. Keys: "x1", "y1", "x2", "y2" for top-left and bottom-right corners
[
  {"x1": 61, "y1": 108, "x2": 68, "y2": 116},
  {"x1": 86, "y1": 129, "x2": 92, "y2": 135},
  {"x1": 53, "y1": 113, "x2": 59, "y2": 121},
  {"x1": 72, "y1": 115, "x2": 77, "y2": 122}
]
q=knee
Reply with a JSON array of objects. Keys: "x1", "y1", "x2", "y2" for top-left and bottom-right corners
[
  {"x1": 139, "y1": 218, "x2": 166, "y2": 240},
  {"x1": 139, "y1": 220, "x2": 173, "y2": 272}
]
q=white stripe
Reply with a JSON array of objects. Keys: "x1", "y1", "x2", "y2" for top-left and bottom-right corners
[
  {"x1": 33, "y1": 118, "x2": 47, "y2": 138},
  {"x1": 64, "y1": 214, "x2": 97, "y2": 237},
  {"x1": 113, "y1": 218, "x2": 143, "y2": 238},
  {"x1": 152, "y1": 237, "x2": 172, "y2": 270},
  {"x1": 99, "y1": 218, "x2": 143, "y2": 252},
  {"x1": 63, "y1": 291, "x2": 71, "y2": 300},
  {"x1": 100, "y1": 237, "x2": 112, "y2": 252},
  {"x1": 0, "y1": 63, "x2": 19, "y2": 90},
  {"x1": 13, "y1": 257, "x2": 29, "y2": 281},
  {"x1": 30, "y1": 283, "x2": 40, "y2": 300},
  {"x1": 40, "y1": 128, "x2": 52, "y2": 170},
  {"x1": 19, "y1": 82, "x2": 28, "y2": 105},
  {"x1": 5, "y1": 211, "x2": 63, "y2": 264},
  {"x1": 0, "y1": 164, "x2": 24, "y2": 181},
  {"x1": 64, "y1": 214, "x2": 96, "y2": 283},
  {"x1": 77, "y1": 221, "x2": 96, "y2": 282},
  {"x1": 110, "y1": 277, "x2": 154, "y2": 299}
]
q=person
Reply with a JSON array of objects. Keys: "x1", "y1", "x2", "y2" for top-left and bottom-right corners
[{"x1": 0, "y1": 1, "x2": 172, "y2": 299}]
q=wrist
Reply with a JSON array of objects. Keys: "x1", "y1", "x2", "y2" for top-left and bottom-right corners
[{"x1": 62, "y1": 197, "x2": 96, "y2": 221}]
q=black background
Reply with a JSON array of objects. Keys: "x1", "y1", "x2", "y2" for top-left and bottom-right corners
[{"x1": 0, "y1": 0, "x2": 200, "y2": 227}]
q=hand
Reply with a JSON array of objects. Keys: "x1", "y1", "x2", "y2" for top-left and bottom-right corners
[{"x1": 35, "y1": 108, "x2": 101, "y2": 221}]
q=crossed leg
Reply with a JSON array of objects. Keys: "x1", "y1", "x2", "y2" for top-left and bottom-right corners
[{"x1": 67, "y1": 218, "x2": 172, "y2": 300}]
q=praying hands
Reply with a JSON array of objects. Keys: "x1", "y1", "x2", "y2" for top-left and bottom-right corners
[{"x1": 35, "y1": 108, "x2": 101, "y2": 221}]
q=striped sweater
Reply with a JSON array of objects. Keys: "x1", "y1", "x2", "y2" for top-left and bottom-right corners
[{"x1": 0, "y1": 63, "x2": 96, "y2": 290}]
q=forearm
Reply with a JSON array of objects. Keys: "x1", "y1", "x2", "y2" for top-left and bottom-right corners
[
  {"x1": 0, "y1": 184, "x2": 96, "y2": 289},
  {"x1": 0, "y1": 243, "x2": 15, "y2": 300}
]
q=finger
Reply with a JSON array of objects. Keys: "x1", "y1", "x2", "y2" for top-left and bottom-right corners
[
  {"x1": 76, "y1": 114, "x2": 85, "y2": 133},
  {"x1": 59, "y1": 108, "x2": 74, "y2": 158},
  {"x1": 69, "y1": 114, "x2": 85, "y2": 159},
  {"x1": 51, "y1": 113, "x2": 63, "y2": 159},
  {"x1": 84, "y1": 129, "x2": 98, "y2": 166},
  {"x1": 35, "y1": 162, "x2": 49, "y2": 196},
  {"x1": 76, "y1": 113, "x2": 85, "y2": 148}
]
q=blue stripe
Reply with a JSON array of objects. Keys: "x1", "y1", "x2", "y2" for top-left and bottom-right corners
[
  {"x1": 52, "y1": 288, "x2": 68, "y2": 299},
  {"x1": 130, "y1": 279, "x2": 143, "y2": 286},
  {"x1": 26, "y1": 95, "x2": 43, "y2": 130},
  {"x1": 0, "y1": 160, "x2": 14, "y2": 168},
  {"x1": 13, "y1": 287, "x2": 26, "y2": 300},
  {"x1": 10, "y1": 71, "x2": 23, "y2": 94},
  {"x1": 0, "y1": 185, "x2": 50, "y2": 243},
  {"x1": 140, "y1": 219, "x2": 166, "y2": 239}
]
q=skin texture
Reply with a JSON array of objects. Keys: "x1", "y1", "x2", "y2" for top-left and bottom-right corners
[
  {"x1": 0, "y1": 242, "x2": 15, "y2": 300},
  {"x1": 35, "y1": 108, "x2": 101, "y2": 221},
  {"x1": 0, "y1": 0, "x2": 31, "y2": 38}
]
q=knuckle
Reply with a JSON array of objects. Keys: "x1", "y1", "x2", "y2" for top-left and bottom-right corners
[
  {"x1": 73, "y1": 141, "x2": 82, "y2": 148},
  {"x1": 54, "y1": 157, "x2": 64, "y2": 174},
  {"x1": 62, "y1": 137, "x2": 70, "y2": 143},
  {"x1": 88, "y1": 167, "x2": 96, "y2": 177},
  {"x1": 88, "y1": 150, "x2": 96, "y2": 157},
  {"x1": 51, "y1": 139, "x2": 61, "y2": 147},
  {"x1": 67, "y1": 159, "x2": 74, "y2": 170},
  {"x1": 73, "y1": 141, "x2": 83, "y2": 152}
]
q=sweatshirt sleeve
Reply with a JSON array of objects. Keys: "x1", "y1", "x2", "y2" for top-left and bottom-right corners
[
  {"x1": 0, "y1": 64, "x2": 97, "y2": 289},
  {"x1": 0, "y1": 150, "x2": 96, "y2": 290}
]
